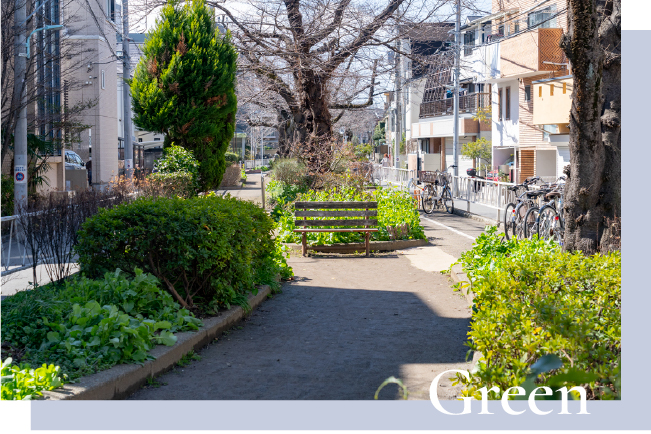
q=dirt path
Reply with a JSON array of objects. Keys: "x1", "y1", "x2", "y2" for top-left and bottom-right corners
[{"x1": 129, "y1": 246, "x2": 473, "y2": 400}]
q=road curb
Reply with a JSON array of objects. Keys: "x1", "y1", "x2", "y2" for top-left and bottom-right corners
[
  {"x1": 40, "y1": 285, "x2": 273, "y2": 401},
  {"x1": 452, "y1": 207, "x2": 500, "y2": 227},
  {"x1": 285, "y1": 238, "x2": 428, "y2": 254}
]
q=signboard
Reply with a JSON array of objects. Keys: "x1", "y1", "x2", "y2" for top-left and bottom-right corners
[
  {"x1": 14, "y1": 165, "x2": 27, "y2": 183},
  {"x1": 125, "y1": 159, "x2": 133, "y2": 170}
]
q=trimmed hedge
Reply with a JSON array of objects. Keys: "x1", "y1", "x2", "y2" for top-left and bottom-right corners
[
  {"x1": 75, "y1": 195, "x2": 291, "y2": 311},
  {"x1": 451, "y1": 227, "x2": 621, "y2": 400}
]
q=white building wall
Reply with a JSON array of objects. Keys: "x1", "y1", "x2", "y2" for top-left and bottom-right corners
[
  {"x1": 405, "y1": 78, "x2": 426, "y2": 143},
  {"x1": 557, "y1": 146, "x2": 570, "y2": 177},
  {"x1": 445, "y1": 137, "x2": 474, "y2": 175},
  {"x1": 492, "y1": 79, "x2": 520, "y2": 148}
]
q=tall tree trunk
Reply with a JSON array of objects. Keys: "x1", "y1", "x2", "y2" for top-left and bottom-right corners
[
  {"x1": 562, "y1": 0, "x2": 621, "y2": 254},
  {"x1": 293, "y1": 71, "x2": 334, "y2": 173}
]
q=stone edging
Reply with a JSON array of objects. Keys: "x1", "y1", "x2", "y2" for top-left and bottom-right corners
[
  {"x1": 40, "y1": 285, "x2": 272, "y2": 401},
  {"x1": 284, "y1": 238, "x2": 428, "y2": 254}
]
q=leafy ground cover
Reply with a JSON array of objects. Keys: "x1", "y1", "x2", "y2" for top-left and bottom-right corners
[
  {"x1": 1, "y1": 270, "x2": 202, "y2": 399},
  {"x1": 274, "y1": 186, "x2": 425, "y2": 245},
  {"x1": 449, "y1": 227, "x2": 621, "y2": 400}
]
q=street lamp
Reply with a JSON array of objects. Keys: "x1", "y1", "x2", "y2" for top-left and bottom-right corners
[{"x1": 20, "y1": 24, "x2": 64, "y2": 59}]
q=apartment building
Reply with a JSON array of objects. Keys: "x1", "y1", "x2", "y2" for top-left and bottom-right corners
[
  {"x1": 487, "y1": 0, "x2": 570, "y2": 182},
  {"x1": 64, "y1": 0, "x2": 120, "y2": 186},
  {"x1": 386, "y1": 22, "x2": 454, "y2": 167},
  {"x1": 409, "y1": 16, "x2": 492, "y2": 175},
  {"x1": 409, "y1": 0, "x2": 572, "y2": 181}
]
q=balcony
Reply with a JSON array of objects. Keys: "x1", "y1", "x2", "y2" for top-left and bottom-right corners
[
  {"x1": 532, "y1": 76, "x2": 573, "y2": 126},
  {"x1": 500, "y1": 28, "x2": 566, "y2": 78},
  {"x1": 419, "y1": 92, "x2": 490, "y2": 118}
]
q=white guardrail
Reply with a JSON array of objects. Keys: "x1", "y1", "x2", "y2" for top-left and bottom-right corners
[
  {"x1": 372, "y1": 164, "x2": 561, "y2": 221},
  {"x1": 244, "y1": 159, "x2": 272, "y2": 169}
]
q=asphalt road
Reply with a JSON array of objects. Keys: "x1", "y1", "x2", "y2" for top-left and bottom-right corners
[{"x1": 127, "y1": 208, "x2": 488, "y2": 401}]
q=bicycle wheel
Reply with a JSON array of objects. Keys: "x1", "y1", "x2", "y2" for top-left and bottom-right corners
[
  {"x1": 538, "y1": 206, "x2": 561, "y2": 243},
  {"x1": 503, "y1": 202, "x2": 516, "y2": 240},
  {"x1": 442, "y1": 187, "x2": 454, "y2": 214},
  {"x1": 523, "y1": 207, "x2": 540, "y2": 239},
  {"x1": 422, "y1": 185, "x2": 436, "y2": 214},
  {"x1": 513, "y1": 202, "x2": 530, "y2": 240}
]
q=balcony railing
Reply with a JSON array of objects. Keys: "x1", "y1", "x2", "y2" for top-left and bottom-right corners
[{"x1": 419, "y1": 92, "x2": 490, "y2": 118}]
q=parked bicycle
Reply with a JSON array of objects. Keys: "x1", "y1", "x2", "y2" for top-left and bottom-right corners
[
  {"x1": 522, "y1": 177, "x2": 566, "y2": 243},
  {"x1": 408, "y1": 165, "x2": 456, "y2": 214},
  {"x1": 503, "y1": 176, "x2": 541, "y2": 240}
]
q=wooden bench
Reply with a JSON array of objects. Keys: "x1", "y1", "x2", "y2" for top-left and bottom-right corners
[{"x1": 293, "y1": 201, "x2": 379, "y2": 257}]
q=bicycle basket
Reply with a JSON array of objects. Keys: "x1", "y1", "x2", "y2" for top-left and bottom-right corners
[{"x1": 418, "y1": 171, "x2": 438, "y2": 183}]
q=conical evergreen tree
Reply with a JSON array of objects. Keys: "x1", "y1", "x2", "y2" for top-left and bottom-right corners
[{"x1": 131, "y1": 0, "x2": 237, "y2": 190}]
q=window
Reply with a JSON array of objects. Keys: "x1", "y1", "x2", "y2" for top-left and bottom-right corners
[
  {"x1": 464, "y1": 31, "x2": 475, "y2": 56},
  {"x1": 539, "y1": 86, "x2": 543, "y2": 97},
  {"x1": 563, "y1": 82, "x2": 567, "y2": 94},
  {"x1": 106, "y1": 0, "x2": 115, "y2": 22},
  {"x1": 154, "y1": 138, "x2": 161, "y2": 141},
  {"x1": 550, "y1": 84, "x2": 554, "y2": 96},
  {"x1": 505, "y1": 87, "x2": 511, "y2": 120},
  {"x1": 138, "y1": 138, "x2": 142, "y2": 142},
  {"x1": 498, "y1": 25, "x2": 504, "y2": 35},
  {"x1": 514, "y1": 23, "x2": 520, "y2": 33},
  {"x1": 498, "y1": 88, "x2": 503, "y2": 121},
  {"x1": 528, "y1": 5, "x2": 558, "y2": 29},
  {"x1": 101, "y1": 70, "x2": 105, "y2": 89},
  {"x1": 525, "y1": 85, "x2": 531, "y2": 101}
]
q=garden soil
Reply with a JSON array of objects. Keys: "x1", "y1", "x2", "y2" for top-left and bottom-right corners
[{"x1": 129, "y1": 247, "x2": 474, "y2": 400}]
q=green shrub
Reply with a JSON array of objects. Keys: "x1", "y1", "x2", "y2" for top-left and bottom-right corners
[
  {"x1": 225, "y1": 152, "x2": 239, "y2": 164},
  {"x1": 270, "y1": 158, "x2": 308, "y2": 186},
  {"x1": 0, "y1": 269, "x2": 201, "y2": 384},
  {"x1": 275, "y1": 187, "x2": 425, "y2": 245},
  {"x1": 241, "y1": 167, "x2": 247, "y2": 182},
  {"x1": 75, "y1": 195, "x2": 291, "y2": 311},
  {"x1": 153, "y1": 145, "x2": 200, "y2": 193},
  {"x1": 1, "y1": 358, "x2": 65, "y2": 400},
  {"x1": 451, "y1": 227, "x2": 621, "y2": 400},
  {"x1": 266, "y1": 178, "x2": 309, "y2": 220},
  {"x1": 145, "y1": 172, "x2": 197, "y2": 198}
]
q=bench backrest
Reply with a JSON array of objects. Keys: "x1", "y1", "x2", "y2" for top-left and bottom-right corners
[{"x1": 294, "y1": 201, "x2": 378, "y2": 228}]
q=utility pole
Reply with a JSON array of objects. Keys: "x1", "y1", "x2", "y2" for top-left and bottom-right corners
[
  {"x1": 394, "y1": 40, "x2": 401, "y2": 169},
  {"x1": 122, "y1": 0, "x2": 133, "y2": 180},
  {"x1": 13, "y1": 0, "x2": 28, "y2": 214},
  {"x1": 452, "y1": 0, "x2": 461, "y2": 178}
]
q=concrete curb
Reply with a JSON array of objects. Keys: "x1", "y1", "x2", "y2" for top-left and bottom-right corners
[
  {"x1": 285, "y1": 238, "x2": 428, "y2": 254},
  {"x1": 452, "y1": 207, "x2": 500, "y2": 227},
  {"x1": 41, "y1": 285, "x2": 273, "y2": 401}
]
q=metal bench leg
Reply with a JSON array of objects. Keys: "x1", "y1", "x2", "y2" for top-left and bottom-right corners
[
  {"x1": 365, "y1": 232, "x2": 370, "y2": 257},
  {"x1": 302, "y1": 232, "x2": 307, "y2": 257}
]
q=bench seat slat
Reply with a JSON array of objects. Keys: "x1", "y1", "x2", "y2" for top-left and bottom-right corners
[
  {"x1": 296, "y1": 219, "x2": 378, "y2": 227},
  {"x1": 295, "y1": 210, "x2": 377, "y2": 218},
  {"x1": 295, "y1": 201, "x2": 378, "y2": 209},
  {"x1": 294, "y1": 228, "x2": 379, "y2": 233}
]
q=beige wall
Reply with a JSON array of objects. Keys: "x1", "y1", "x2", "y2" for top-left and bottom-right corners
[{"x1": 533, "y1": 78, "x2": 572, "y2": 125}]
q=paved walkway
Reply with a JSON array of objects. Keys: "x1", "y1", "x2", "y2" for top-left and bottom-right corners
[
  {"x1": 216, "y1": 172, "x2": 266, "y2": 205},
  {"x1": 129, "y1": 209, "x2": 485, "y2": 401}
]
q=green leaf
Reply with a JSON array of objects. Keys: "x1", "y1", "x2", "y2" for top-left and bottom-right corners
[{"x1": 46, "y1": 332, "x2": 60, "y2": 343}]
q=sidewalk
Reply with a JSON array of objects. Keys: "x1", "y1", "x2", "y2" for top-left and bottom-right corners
[{"x1": 216, "y1": 173, "x2": 265, "y2": 205}]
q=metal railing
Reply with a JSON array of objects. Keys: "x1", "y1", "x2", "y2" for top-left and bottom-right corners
[
  {"x1": 450, "y1": 176, "x2": 518, "y2": 211},
  {"x1": 419, "y1": 92, "x2": 490, "y2": 118},
  {"x1": 1, "y1": 215, "x2": 28, "y2": 274},
  {"x1": 244, "y1": 159, "x2": 272, "y2": 169},
  {"x1": 373, "y1": 165, "x2": 416, "y2": 189}
]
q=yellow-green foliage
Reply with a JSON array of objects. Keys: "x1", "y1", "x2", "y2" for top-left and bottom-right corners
[
  {"x1": 453, "y1": 227, "x2": 621, "y2": 400},
  {"x1": 1, "y1": 359, "x2": 65, "y2": 400}
]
